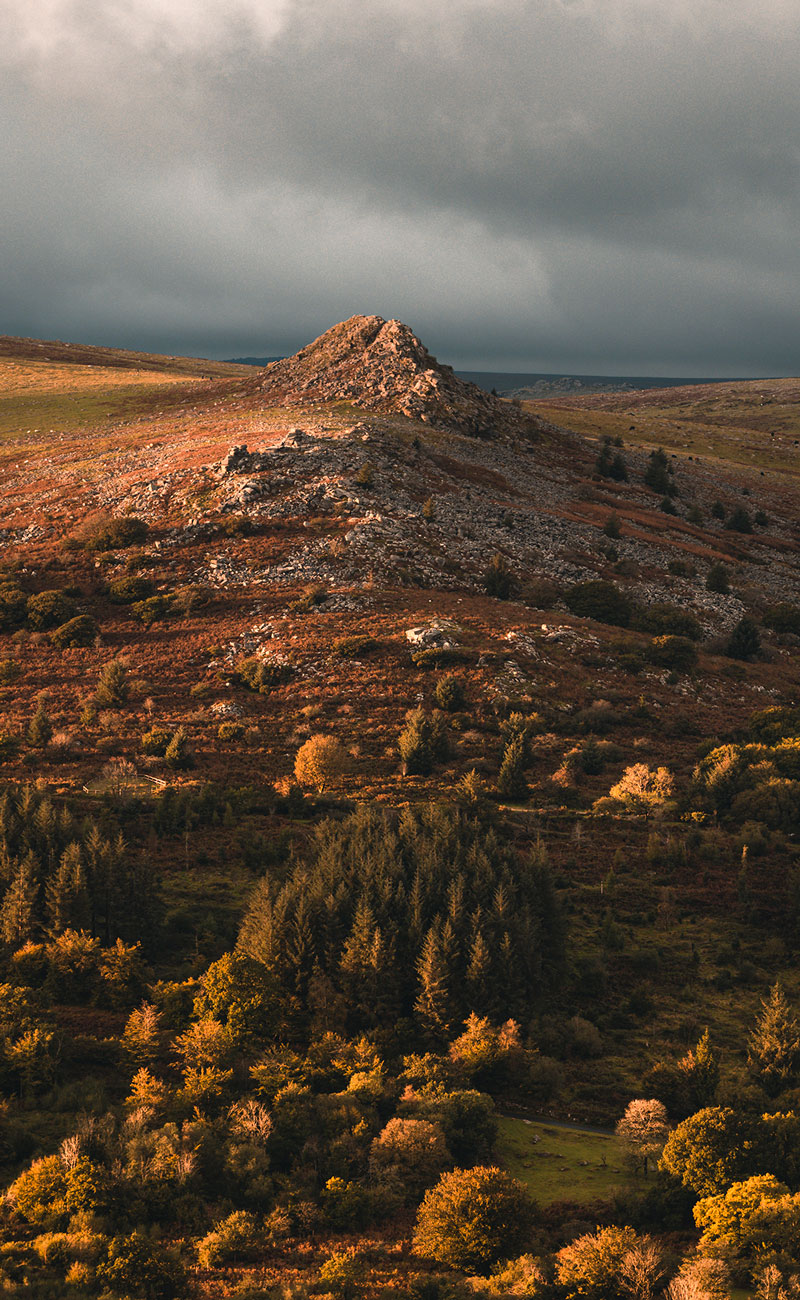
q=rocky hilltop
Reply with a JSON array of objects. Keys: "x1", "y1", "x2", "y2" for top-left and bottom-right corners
[{"x1": 255, "y1": 314, "x2": 538, "y2": 437}]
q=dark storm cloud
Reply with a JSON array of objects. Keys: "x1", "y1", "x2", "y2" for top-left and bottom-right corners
[{"x1": 2, "y1": 0, "x2": 799, "y2": 373}]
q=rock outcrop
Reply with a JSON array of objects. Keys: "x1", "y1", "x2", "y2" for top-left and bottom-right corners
[{"x1": 255, "y1": 315, "x2": 539, "y2": 437}]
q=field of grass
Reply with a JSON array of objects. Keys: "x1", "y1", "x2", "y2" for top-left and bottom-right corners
[
  {"x1": 530, "y1": 376, "x2": 800, "y2": 485},
  {"x1": 497, "y1": 1116, "x2": 634, "y2": 1205}
]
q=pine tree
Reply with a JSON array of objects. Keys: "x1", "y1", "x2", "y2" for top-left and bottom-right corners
[
  {"x1": 164, "y1": 727, "x2": 193, "y2": 770},
  {"x1": 46, "y1": 842, "x2": 90, "y2": 933},
  {"x1": 398, "y1": 709, "x2": 433, "y2": 776},
  {"x1": 95, "y1": 658, "x2": 130, "y2": 707},
  {"x1": 415, "y1": 927, "x2": 454, "y2": 1040},
  {"x1": 26, "y1": 701, "x2": 52, "y2": 749},
  {"x1": 1, "y1": 853, "x2": 38, "y2": 946},
  {"x1": 497, "y1": 736, "x2": 528, "y2": 801},
  {"x1": 466, "y1": 929, "x2": 493, "y2": 1014},
  {"x1": 678, "y1": 1028, "x2": 720, "y2": 1111},
  {"x1": 748, "y1": 981, "x2": 800, "y2": 1095}
]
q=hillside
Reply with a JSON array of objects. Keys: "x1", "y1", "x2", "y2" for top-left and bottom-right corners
[{"x1": 2, "y1": 323, "x2": 800, "y2": 1297}]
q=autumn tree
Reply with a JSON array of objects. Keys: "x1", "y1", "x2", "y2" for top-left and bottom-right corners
[
  {"x1": 556, "y1": 1226, "x2": 664, "y2": 1300},
  {"x1": 694, "y1": 1175, "x2": 800, "y2": 1275},
  {"x1": 616, "y1": 1098, "x2": 669, "y2": 1177},
  {"x1": 609, "y1": 763, "x2": 674, "y2": 813},
  {"x1": 294, "y1": 734, "x2": 348, "y2": 792},
  {"x1": 661, "y1": 1107, "x2": 755, "y2": 1197},
  {"x1": 369, "y1": 1117, "x2": 450, "y2": 1202},
  {"x1": 413, "y1": 1165, "x2": 535, "y2": 1272}
]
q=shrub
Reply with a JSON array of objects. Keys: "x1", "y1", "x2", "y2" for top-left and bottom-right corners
[
  {"x1": 133, "y1": 595, "x2": 173, "y2": 626},
  {"x1": 602, "y1": 514, "x2": 621, "y2": 539},
  {"x1": 319, "y1": 1248, "x2": 362, "y2": 1298},
  {"x1": 763, "y1": 604, "x2": 800, "y2": 636},
  {"x1": 0, "y1": 726, "x2": 19, "y2": 758},
  {"x1": 236, "y1": 656, "x2": 292, "y2": 694},
  {"x1": 50, "y1": 615, "x2": 98, "y2": 648},
  {"x1": 141, "y1": 727, "x2": 172, "y2": 757},
  {"x1": 108, "y1": 575, "x2": 153, "y2": 603},
  {"x1": 98, "y1": 1231, "x2": 187, "y2": 1299},
  {"x1": 333, "y1": 635, "x2": 379, "y2": 658},
  {"x1": 7, "y1": 1155, "x2": 67, "y2": 1224},
  {"x1": 26, "y1": 590, "x2": 75, "y2": 630},
  {"x1": 726, "y1": 617, "x2": 761, "y2": 661},
  {"x1": 596, "y1": 438, "x2": 628, "y2": 481},
  {"x1": 74, "y1": 514, "x2": 149, "y2": 552},
  {"x1": 413, "y1": 1166, "x2": 535, "y2": 1273},
  {"x1": 565, "y1": 580, "x2": 632, "y2": 627},
  {"x1": 646, "y1": 635, "x2": 698, "y2": 673},
  {"x1": 196, "y1": 1211, "x2": 258, "y2": 1268},
  {"x1": 172, "y1": 584, "x2": 210, "y2": 615},
  {"x1": 0, "y1": 657, "x2": 20, "y2": 683},
  {"x1": 497, "y1": 736, "x2": 528, "y2": 801},
  {"x1": 0, "y1": 585, "x2": 26, "y2": 630},
  {"x1": 711, "y1": 500, "x2": 726, "y2": 521},
  {"x1": 217, "y1": 721, "x2": 245, "y2": 742},
  {"x1": 634, "y1": 602, "x2": 702, "y2": 639},
  {"x1": 435, "y1": 673, "x2": 465, "y2": 711},
  {"x1": 483, "y1": 553, "x2": 515, "y2": 600},
  {"x1": 289, "y1": 584, "x2": 327, "y2": 612},
  {"x1": 522, "y1": 577, "x2": 561, "y2": 609},
  {"x1": 725, "y1": 506, "x2": 753, "y2": 533},
  {"x1": 354, "y1": 462, "x2": 374, "y2": 487},
  {"x1": 556, "y1": 1226, "x2": 663, "y2": 1300},
  {"x1": 294, "y1": 734, "x2": 348, "y2": 792},
  {"x1": 706, "y1": 563, "x2": 731, "y2": 594},
  {"x1": 411, "y1": 646, "x2": 470, "y2": 669},
  {"x1": 660, "y1": 496, "x2": 678, "y2": 515}
]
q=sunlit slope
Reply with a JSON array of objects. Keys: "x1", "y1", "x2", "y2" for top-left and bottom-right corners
[
  {"x1": 531, "y1": 376, "x2": 800, "y2": 483},
  {"x1": 0, "y1": 335, "x2": 249, "y2": 442}
]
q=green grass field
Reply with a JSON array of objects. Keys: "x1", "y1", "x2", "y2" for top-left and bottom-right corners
[{"x1": 497, "y1": 1116, "x2": 635, "y2": 1205}]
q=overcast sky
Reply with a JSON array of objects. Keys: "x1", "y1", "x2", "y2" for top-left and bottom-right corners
[{"x1": 2, "y1": 0, "x2": 799, "y2": 374}]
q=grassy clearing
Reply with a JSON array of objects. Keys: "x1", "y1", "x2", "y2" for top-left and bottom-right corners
[{"x1": 496, "y1": 1116, "x2": 634, "y2": 1205}]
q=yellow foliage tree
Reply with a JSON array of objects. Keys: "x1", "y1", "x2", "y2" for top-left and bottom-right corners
[{"x1": 294, "y1": 734, "x2": 348, "y2": 792}]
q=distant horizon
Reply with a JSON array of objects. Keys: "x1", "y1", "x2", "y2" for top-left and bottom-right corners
[{"x1": 3, "y1": 327, "x2": 795, "y2": 385}]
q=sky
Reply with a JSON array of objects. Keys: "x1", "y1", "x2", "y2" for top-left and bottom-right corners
[{"x1": 2, "y1": 0, "x2": 799, "y2": 375}]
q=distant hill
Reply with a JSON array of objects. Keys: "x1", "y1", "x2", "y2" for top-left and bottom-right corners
[
  {"x1": 224, "y1": 356, "x2": 284, "y2": 366},
  {"x1": 457, "y1": 370, "x2": 754, "y2": 398}
]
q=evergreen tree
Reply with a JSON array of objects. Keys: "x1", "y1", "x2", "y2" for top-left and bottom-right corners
[
  {"x1": 46, "y1": 842, "x2": 90, "y2": 934},
  {"x1": 164, "y1": 726, "x2": 193, "y2": 770},
  {"x1": 1, "y1": 853, "x2": 38, "y2": 946},
  {"x1": 398, "y1": 709, "x2": 434, "y2": 776},
  {"x1": 466, "y1": 930, "x2": 493, "y2": 1015},
  {"x1": 644, "y1": 447, "x2": 674, "y2": 495},
  {"x1": 748, "y1": 981, "x2": 800, "y2": 1095},
  {"x1": 679, "y1": 1028, "x2": 720, "y2": 1111},
  {"x1": 415, "y1": 927, "x2": 455, "y2": 1040},
  {"x1": 26, "y1": 702, "x2": 52, "y2": 749},
  {"x1": 95, "y1": 658, "x2": 130, "y2": 707},
  {"x1": 497, "y1": 736, "x2": 528, "y2": 801},
  {"x1": 726, "y1": 617, "x2": 761, "y2": 661}
]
